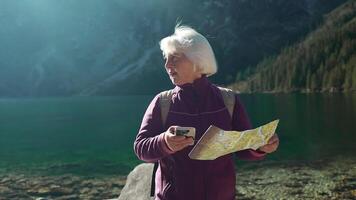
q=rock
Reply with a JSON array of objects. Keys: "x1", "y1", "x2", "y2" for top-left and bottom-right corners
[
  {"x1": 118, "y1": 163, "x2": 154, "y2": 200},
  {"x1": 60, "y1": 176, "x2": 81, "y2": 186},
  {"x1": 56, "y1": 194, "x2": 79, "y2": 200},
  {"x1": 49, "y1": 185, "x2": 74, "y2": 195},
  {"x1": 16, "y1": 178, "x2": 27, "y2": 184},
  {"x1": 111, "y1": 187, "x2": 121, "y2": 195},
  {"x1": 92, "y1": 180, "x2": 105, "y2": 187},
  {"x1": 79, "y1": 194, "x2": 90, "y2": 199},
  {"x1": 80, "y1": 180, "x2": 93, "y2": 187},
  {"x1": 79, "y1": 187, "x2": 91, "y2": 194},
  {"x1": 37, "y1": 187, "x2": 51, "y2": 195},
  {"x1": 351, "y1": 189, "x2": 356, "y2": 197},
  {"x1": 97, "y1": 186, "x2": 105, "y2": 192},
  {"x1": 112, "y1": 177, "x2": 126, "y2": 188},
  {"x1": 1, "y1": 177, "x2": 11, "y2": 184},
  {"x1": 30, "y1": 185, "x2": 74, "y2": 196},
  {"x1": 88, "y1": 188, "x2": 99, "y2": 196},
  {"x1": 0, "y1": 186, "x2": 12, "y2": 195}
]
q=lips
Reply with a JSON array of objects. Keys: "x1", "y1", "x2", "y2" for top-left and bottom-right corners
[{"x1": 168, "y1": 71, "x2": 177, "y2": 77}]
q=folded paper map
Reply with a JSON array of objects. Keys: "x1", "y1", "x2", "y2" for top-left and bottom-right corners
[{"x1": 188, "y1": 120, "x2": 279, "y2": 160}]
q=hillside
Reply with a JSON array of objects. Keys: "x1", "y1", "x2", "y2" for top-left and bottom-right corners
[
  {"x1": 0, "y1": 0, "x2": 348, "y2": 96},
  {"x1": 231, "y1": 0, "x2": 356, "y2": 93}
]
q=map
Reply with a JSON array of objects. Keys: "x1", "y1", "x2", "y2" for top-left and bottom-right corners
[{"x1": 188, "y1": 120, "x2": 279, "y2": 160}]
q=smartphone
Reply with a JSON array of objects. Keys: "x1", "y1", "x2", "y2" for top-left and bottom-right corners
[{"x1": 175, "y1": 127, "x2": 196, "y2": 139}]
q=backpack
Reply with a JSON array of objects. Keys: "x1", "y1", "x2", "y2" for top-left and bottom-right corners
[{"x1": 150, "y1": 87, "x2": 236, "y2": 197}]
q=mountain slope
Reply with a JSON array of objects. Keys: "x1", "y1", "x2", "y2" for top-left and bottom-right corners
[
  {"x1": 231, "y1": 0, "x2": 356, "y2": 93},
  {"x1": 0, "y1": 0, "x2": 349, "y2": 96}
]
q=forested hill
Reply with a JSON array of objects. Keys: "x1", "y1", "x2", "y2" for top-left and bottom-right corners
[
  {"x1": 231, "y1": 0, "x2": 356, "y2": 93},
  {"x1": 0, "y1": 0, "x2": 349, "y2": 97}
]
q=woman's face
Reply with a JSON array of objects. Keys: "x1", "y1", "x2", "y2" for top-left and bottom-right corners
[{"x1": 164, "y1": 53, "x2": 202, "y2": 86}]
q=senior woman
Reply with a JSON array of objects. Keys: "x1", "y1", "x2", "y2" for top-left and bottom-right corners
[{"x1": 134, "y1": 25, "x2": 279, "y2": 200}]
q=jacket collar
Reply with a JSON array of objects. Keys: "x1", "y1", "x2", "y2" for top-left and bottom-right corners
[{"x1": 173, "y1": 75, "x2": 210, "y2": 97}]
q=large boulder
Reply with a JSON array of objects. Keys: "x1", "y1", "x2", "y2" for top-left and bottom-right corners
[{"x1": 118, "y1": 163, "x2": 154, "y2": 200}]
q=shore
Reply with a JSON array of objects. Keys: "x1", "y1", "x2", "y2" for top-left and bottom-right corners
[
  {"x1": 0, "y1": 156, "x2": 355, "y2": 200},
  {"x1": 235, "y1": 156, "x2": 356, "y2": 200},
  {"x1": 0, "y1": 173, "x2": 125, "y2": 200}
]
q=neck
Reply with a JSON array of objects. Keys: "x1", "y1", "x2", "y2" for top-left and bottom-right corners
[{"x1": 189, "y1": 74, "x2": 203, "y2": 83}]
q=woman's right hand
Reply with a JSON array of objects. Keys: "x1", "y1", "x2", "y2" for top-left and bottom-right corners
[{"x1": 164, "y1": 126, "x2": 194, "y2": 152}]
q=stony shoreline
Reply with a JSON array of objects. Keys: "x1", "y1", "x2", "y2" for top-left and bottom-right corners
[
  {"x1": 0, "y1": 157, "x2": 355, "y2": 200},
  {"x1": 235, "y1": 157, "x2": 356, "y2": 200},
  {"x1": 0, "y1": 173, "x2": 126, "y2": 200}
]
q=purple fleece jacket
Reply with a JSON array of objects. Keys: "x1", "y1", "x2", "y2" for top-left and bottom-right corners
[{"x1": 134, "y1": 76, "x2": 265, "y2": 200}]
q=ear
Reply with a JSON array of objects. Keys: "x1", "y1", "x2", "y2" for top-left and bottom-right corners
[{"x1": 193, "y1": 64, "x2": 203, "y2": 73}]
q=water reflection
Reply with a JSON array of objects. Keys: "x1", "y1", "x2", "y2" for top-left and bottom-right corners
[{"x1": 241, "y1": 93, "x2": 356, "y2": 161}]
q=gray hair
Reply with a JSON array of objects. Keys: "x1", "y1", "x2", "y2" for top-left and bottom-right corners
[{"x1": 159, "y1": 25, "x2": 218, "y2": 76}]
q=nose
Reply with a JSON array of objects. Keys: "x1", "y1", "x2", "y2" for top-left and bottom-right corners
[
  {"x1": 165, "y1": 57, "x2": 176, "y2": 70},
  {"x1": 165, "y1": 58, "x2": 172, "y2": 69}
]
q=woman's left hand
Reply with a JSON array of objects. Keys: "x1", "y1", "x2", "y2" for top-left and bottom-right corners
[{"x1": 258, "y1": 134, "x2": 279, "y2": 153}]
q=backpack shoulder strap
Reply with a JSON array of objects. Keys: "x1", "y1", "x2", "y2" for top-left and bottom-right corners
[
  {"x1": 151, "y1": 89, "x2": 173, "y2": 197},
  {"x1": 150, "y1": 162, "x2": 159, "y2": 197},
  {"x1": 159, "y1": 89, "x2": 174, "y2": 127},
  {"x1": 217, "y1": 86, "x2": 236, "y2": 118}
]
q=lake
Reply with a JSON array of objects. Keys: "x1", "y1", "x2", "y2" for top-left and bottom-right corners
[{"x1": 0, "y1": 93, "x2": 355, "y2": 176}]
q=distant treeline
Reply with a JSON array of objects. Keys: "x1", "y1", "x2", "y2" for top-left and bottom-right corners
[{"x1": 232, "y1": 0, "x2": 356, "y2": 93}]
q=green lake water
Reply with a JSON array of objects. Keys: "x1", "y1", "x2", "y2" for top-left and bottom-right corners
[{"x1": 0, "y1": 93, "x2": 355, "y2": 176}]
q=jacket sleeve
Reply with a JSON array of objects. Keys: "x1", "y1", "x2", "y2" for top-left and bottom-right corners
[
  {"x1": 232, "y1": 95, "x2": 266, "y2": 161},
  {"x1": 134, "y1": 94, "x2": 175, "y2": 163}
]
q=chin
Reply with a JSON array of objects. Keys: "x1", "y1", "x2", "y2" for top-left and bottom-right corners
[
  {"x1": 170, "y1": 78, "x2": 180, "y2": 85},
  {"x1": 173, "y1": 82, "x2": 182, "y2": 86}
]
